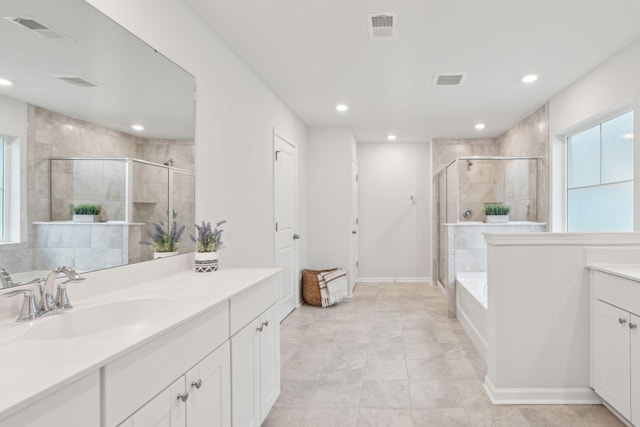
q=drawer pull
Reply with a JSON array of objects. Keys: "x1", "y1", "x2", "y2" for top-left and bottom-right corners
[
  {"x1": 630, "y1": 323, "x2": 638, "y2": 330},
  {"x1": 619, "y1": 318, "x2": 627, "y2": 325},
  {"x1": 191, "y1": 379, "x2": 203, "y2": 389},
  {"x1": 177, "y1": 392, "x2": 189, "y2": 402}
]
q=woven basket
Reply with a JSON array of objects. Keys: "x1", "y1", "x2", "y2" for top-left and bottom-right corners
[{"x1": 301, "y1": 268, "x2": 339, "y2": 307}]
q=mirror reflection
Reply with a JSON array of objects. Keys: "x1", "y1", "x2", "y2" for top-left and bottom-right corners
[{"x1": 0, "y1": 0, "x2": 195, "y2": 286}]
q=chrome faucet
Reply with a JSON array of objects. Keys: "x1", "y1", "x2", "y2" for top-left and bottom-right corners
[
  {"x1": 40, "y1": 266, "x2": 85, "y2": 312},
  {"x1": 0, "y1": 267, "x2": 14, "y2": 289}
]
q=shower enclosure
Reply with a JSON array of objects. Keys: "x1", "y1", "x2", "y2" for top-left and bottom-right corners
[
  {"x1": 433, "y1": 156, "x2": 542, "y2": 297},
  {"x1": 40, "y1": 157, "x2": 195, "y2": 269}
]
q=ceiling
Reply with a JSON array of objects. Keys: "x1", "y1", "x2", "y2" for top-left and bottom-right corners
[
  {"x1": 183, "y1": 0, "x2": 640, "y2": 142},
  {"x1": 0, "y1": 0, "x2": 195, "y2": 139}
]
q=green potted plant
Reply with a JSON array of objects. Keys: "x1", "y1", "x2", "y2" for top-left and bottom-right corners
[
  {"x1": 71, "y1": 204, "x2": 102, "y2": 223},
  {"x1": 140, "y1": 221, "x2": 185, "y2": 259},
  {"x1": 484, "y1": 203, "x2": 511, "y2": 223},
  {"x1": 190, "y1": 220, "x2": 226, "y2": 272}
]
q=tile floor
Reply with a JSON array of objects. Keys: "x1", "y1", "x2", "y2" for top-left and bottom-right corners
[{"x1": 264, "y1": 282, "x2": 625, "y2": 427}]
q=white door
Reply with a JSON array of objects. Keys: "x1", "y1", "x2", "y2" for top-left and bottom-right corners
[
  {"x1": 592, "y1": 300, "x2": 630, "y2": 419},
  {"x1": 274, "y1": 132, "x2": 297, "y2": 320},
  {"x1": 349, "y1": 160, "x2": 358, "y2": 296},
  {"x1": 186, "y1": 342, "x2": 231, "y2": 427},
  {"x1": 259, "y1": 305, "x2": 281, "y2": 423}
]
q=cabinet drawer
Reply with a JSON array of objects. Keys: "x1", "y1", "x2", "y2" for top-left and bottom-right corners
[
  {"x1": 230, "y1": 274, "x2": 279, "y2": 336},
  {"x1": 591, "y1": 271, "x2": 640, "y2": 315},
  {"x1": 103, "y1": 302, "x2": 229, "y2": 427}
]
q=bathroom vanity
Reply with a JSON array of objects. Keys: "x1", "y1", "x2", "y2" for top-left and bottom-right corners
[
  {"x1": 0, "y1": 265, "x2": 280, "y2": 427},
  {"x1": 588, "y1": 264, "x2": 640, "y2": 426}
]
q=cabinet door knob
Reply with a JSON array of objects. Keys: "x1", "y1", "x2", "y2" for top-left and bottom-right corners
[
  {"x1": 262, "y1": 320, "x2": 269, "y2": 328},
  {"x1": 191, "y1": 379, "x2": 203, "y2": 389},
  {"x1": 619, "y1": 318, "x2": 628, "y2": 324},
  {"x1": 630, "y1": 323, "x2": 637, "y2": 330},
  {"x1": 256, "y1": 325, "x2": 264, "y2": 332},
  {"x1": 177, "y1": 391, "x2": 189, "y2": 402}
]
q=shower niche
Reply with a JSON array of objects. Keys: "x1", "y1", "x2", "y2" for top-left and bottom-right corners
[{"x1": 33, "y1": 157, "x2": 194, "y2": 271}]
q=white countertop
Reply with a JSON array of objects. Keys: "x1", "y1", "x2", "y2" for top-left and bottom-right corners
[
  {"x1": 586, "y1": 264, "x2": 640, "y2": 282},
  {"x1": 0, "y1": 267, "x2": 280, "y2": 420}
]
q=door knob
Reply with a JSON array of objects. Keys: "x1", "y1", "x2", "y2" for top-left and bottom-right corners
[
  {"x1": 293, "y1": 234, "x2": 300, "y2": 240},
  {"x1": 619, "y1": 318, "x2": 628, "y2": 324},
  {"x1": 352, "y1": 230, "x2": 357, "y2": 234},
  {"x1": 630, "y1": 323, "x2": 638, "y2": 330},
  {"x1": 177, "y1": 391, "x2": 189, "y2": 402},
  {"x1": 191, "y1": 379, "x2": 203, "y2": 389},
  {"x1": 262, "y1": 321, "x2": 269, "y2": 328}
]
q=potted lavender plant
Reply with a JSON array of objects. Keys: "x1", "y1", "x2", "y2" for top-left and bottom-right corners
[
  {"x1": 140, "y1": 221, "x2": 185, "y2": 259},
  {"x1": 191, "y1": 220, "x2": 226, "y2": 272}
]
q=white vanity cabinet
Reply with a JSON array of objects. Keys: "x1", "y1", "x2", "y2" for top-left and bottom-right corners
[
  {"x1": 0, "y1": 371, "x2": 100, "y2": 427},
  {"x1": 590, "y1": 269, "x2": 640, "y2": 425},
  {"x1": 230, "y1": 275, "x2": 280, "y2": 427},
  {"x1": 103, "y1": 301, "x2": 230, "y2": 427},
  {"x1": 119, "y1": 341, "x2": 231, "y2": 427}
]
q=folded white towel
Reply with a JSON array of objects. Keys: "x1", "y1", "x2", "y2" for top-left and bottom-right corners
[{"x1": 318, "y1": 268, "x2": 348, "y2": 308}]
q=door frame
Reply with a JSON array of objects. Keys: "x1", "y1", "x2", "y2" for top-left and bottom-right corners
[{"x1": 272, "y1": 128, "x2": 300, "y2": 311}]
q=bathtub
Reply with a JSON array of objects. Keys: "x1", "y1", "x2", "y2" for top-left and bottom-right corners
[{"x1": 456, "y1": 272, "x2": 488, "y2": 361}]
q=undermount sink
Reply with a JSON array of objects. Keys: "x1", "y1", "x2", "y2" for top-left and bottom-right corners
[{"x1": 25, "y1": 298, "x2": 174, "y2": 340}]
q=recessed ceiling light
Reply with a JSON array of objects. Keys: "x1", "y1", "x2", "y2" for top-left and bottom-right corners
[
  {"x1": 336, "y1": 104, "x2": 349, "y2": 112},
  {"x1": 387, "y1": 134, "x2": 397, "y2": 141},
  {"x1": 0, "y1": 78, "x2": 13, "y2": 87},
  {"x1": 131, "y1": 124, "x2": 144, "y2": 131},
  {"x1": 521, "y1": 74, "x2": 539, "y2": 84},
  {"x1": 475, "y1": 123, "x2": 486, "y2": 130}
]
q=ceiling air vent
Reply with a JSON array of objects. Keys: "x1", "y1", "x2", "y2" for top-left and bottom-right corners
[
  {"x1": 367, "y1": 13, "x2": 397, "y2": 39},
  {"x1": 51, "y1": 75, "x2": 98, "y2": 88},
  {"x1": 433, "y1": 73, "x2": 467, "y2": 86},
  {"x1": 4, "y1": 16, "x2": 72, "y2": 40}
]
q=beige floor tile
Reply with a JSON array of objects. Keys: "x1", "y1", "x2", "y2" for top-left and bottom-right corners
[
  {"x1": 274, "y1": 380, "x2": 317, "y2": 408},
  {"x1": 262, "y1": 408, "x2": 306, "y2": 427},
  {"x1": 309, "y1": 379, "x2": 363, "y2": 408},
  {"x1": 409, "y1": 380, "x2": 462, "y2": 408},
  {"x1": 404, "y1": 342, "x2": 446, "y2": 361},
  {"x1": 360, "y1": 380, "x2": 412, "y2": 408},
  {"x1": 465, "y1": 406, "x2": 530, "y2": 427},
  {"x1": 367, "y1": 341, "x2": 406, "y2": 360},
  {"x1": 455, "y1": 380, "x2": 493, "y2": 409},
  {"x1": 412, "y1": 408, "x2": 470, "y2": 427},
  {"x1": 320, "y1": 356, "x2": 366, "y2": 381},
  {"x1": 363, "y1": 359, "x2": 408, "y2": 380},
  {"x1": 406, "y1": 359, "x2": 451, "y2": 381},
  {"x1": 357, "y1": 408, "x2": 414, "y2": 427},
  {"x1": 302, "y1": 407, "x2": 359, "y2": 427}
]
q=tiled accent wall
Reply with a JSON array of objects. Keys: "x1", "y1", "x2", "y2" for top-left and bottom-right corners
[{"x1": 33, "y1": 223, "x2": 144, "y2": 272}]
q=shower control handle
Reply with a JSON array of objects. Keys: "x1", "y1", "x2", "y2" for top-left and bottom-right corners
[{"x1": 463, "y1": 208, "x2": 473, "y2": 219}]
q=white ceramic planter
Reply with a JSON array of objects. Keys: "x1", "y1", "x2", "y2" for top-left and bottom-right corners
[
  {"x1": 72, "y1": 214, "x2": 100, "y2": 223},
  {"x1": 486, "y1": 215, "x2": 509, "y2": 223},
  {"x1": 154, "y1": 251, "x2": 179, "y2": 260},
  {"x1": 195, "y1": 251, "x2": 219, "y2": 272}
]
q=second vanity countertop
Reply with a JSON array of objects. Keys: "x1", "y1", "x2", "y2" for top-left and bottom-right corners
[
  {"x1": 586, "y1": 264, "x2": 640, "y2": 282},
  {"x1": 0, "y1": 267, "x2": 280, "y2": 420}
]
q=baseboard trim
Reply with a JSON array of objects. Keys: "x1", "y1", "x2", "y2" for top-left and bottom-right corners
[
  {"x1": 483, "y1": 375, "x2": 600, "y2": 405},
  {"x1": 358, "y1": 277, "x2": 431, "y2": 284},
  {"x1": 456, "y1": 301, "x2": 487, "y2": 362}
]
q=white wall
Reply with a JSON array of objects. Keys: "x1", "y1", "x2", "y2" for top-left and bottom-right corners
[
  {"x1": 549, "y1": 39, "x2": 640, "y2": 231},
  {"x1": 485, "y1": 232, "x2": 640, "y2": 404},
  {"x1": 358, "y1": 142, "x2": 431, "y2": 282},
  {"x1": 306, "y1": 128, "x2": 355, "y2": 276},
  {"x1": 88, "y1": 0, "x2": 308, "y2": 270}
]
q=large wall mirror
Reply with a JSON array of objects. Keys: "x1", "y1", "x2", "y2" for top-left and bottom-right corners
[{"x1": 0, "y1": 0, "x2": 195, "y2": 286}]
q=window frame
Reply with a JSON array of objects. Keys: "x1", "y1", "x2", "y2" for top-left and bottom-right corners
[{"x1": 565, "y1": 109, "x2": 634, "y2": 232}]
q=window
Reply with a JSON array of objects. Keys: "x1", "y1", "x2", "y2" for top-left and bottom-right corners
[
  {"x1": 566, "y1": 111, "x2": 633, "y2": 232},
  {"x1": 0, "y1": 137, "x2": 4, "y2": 240}
]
